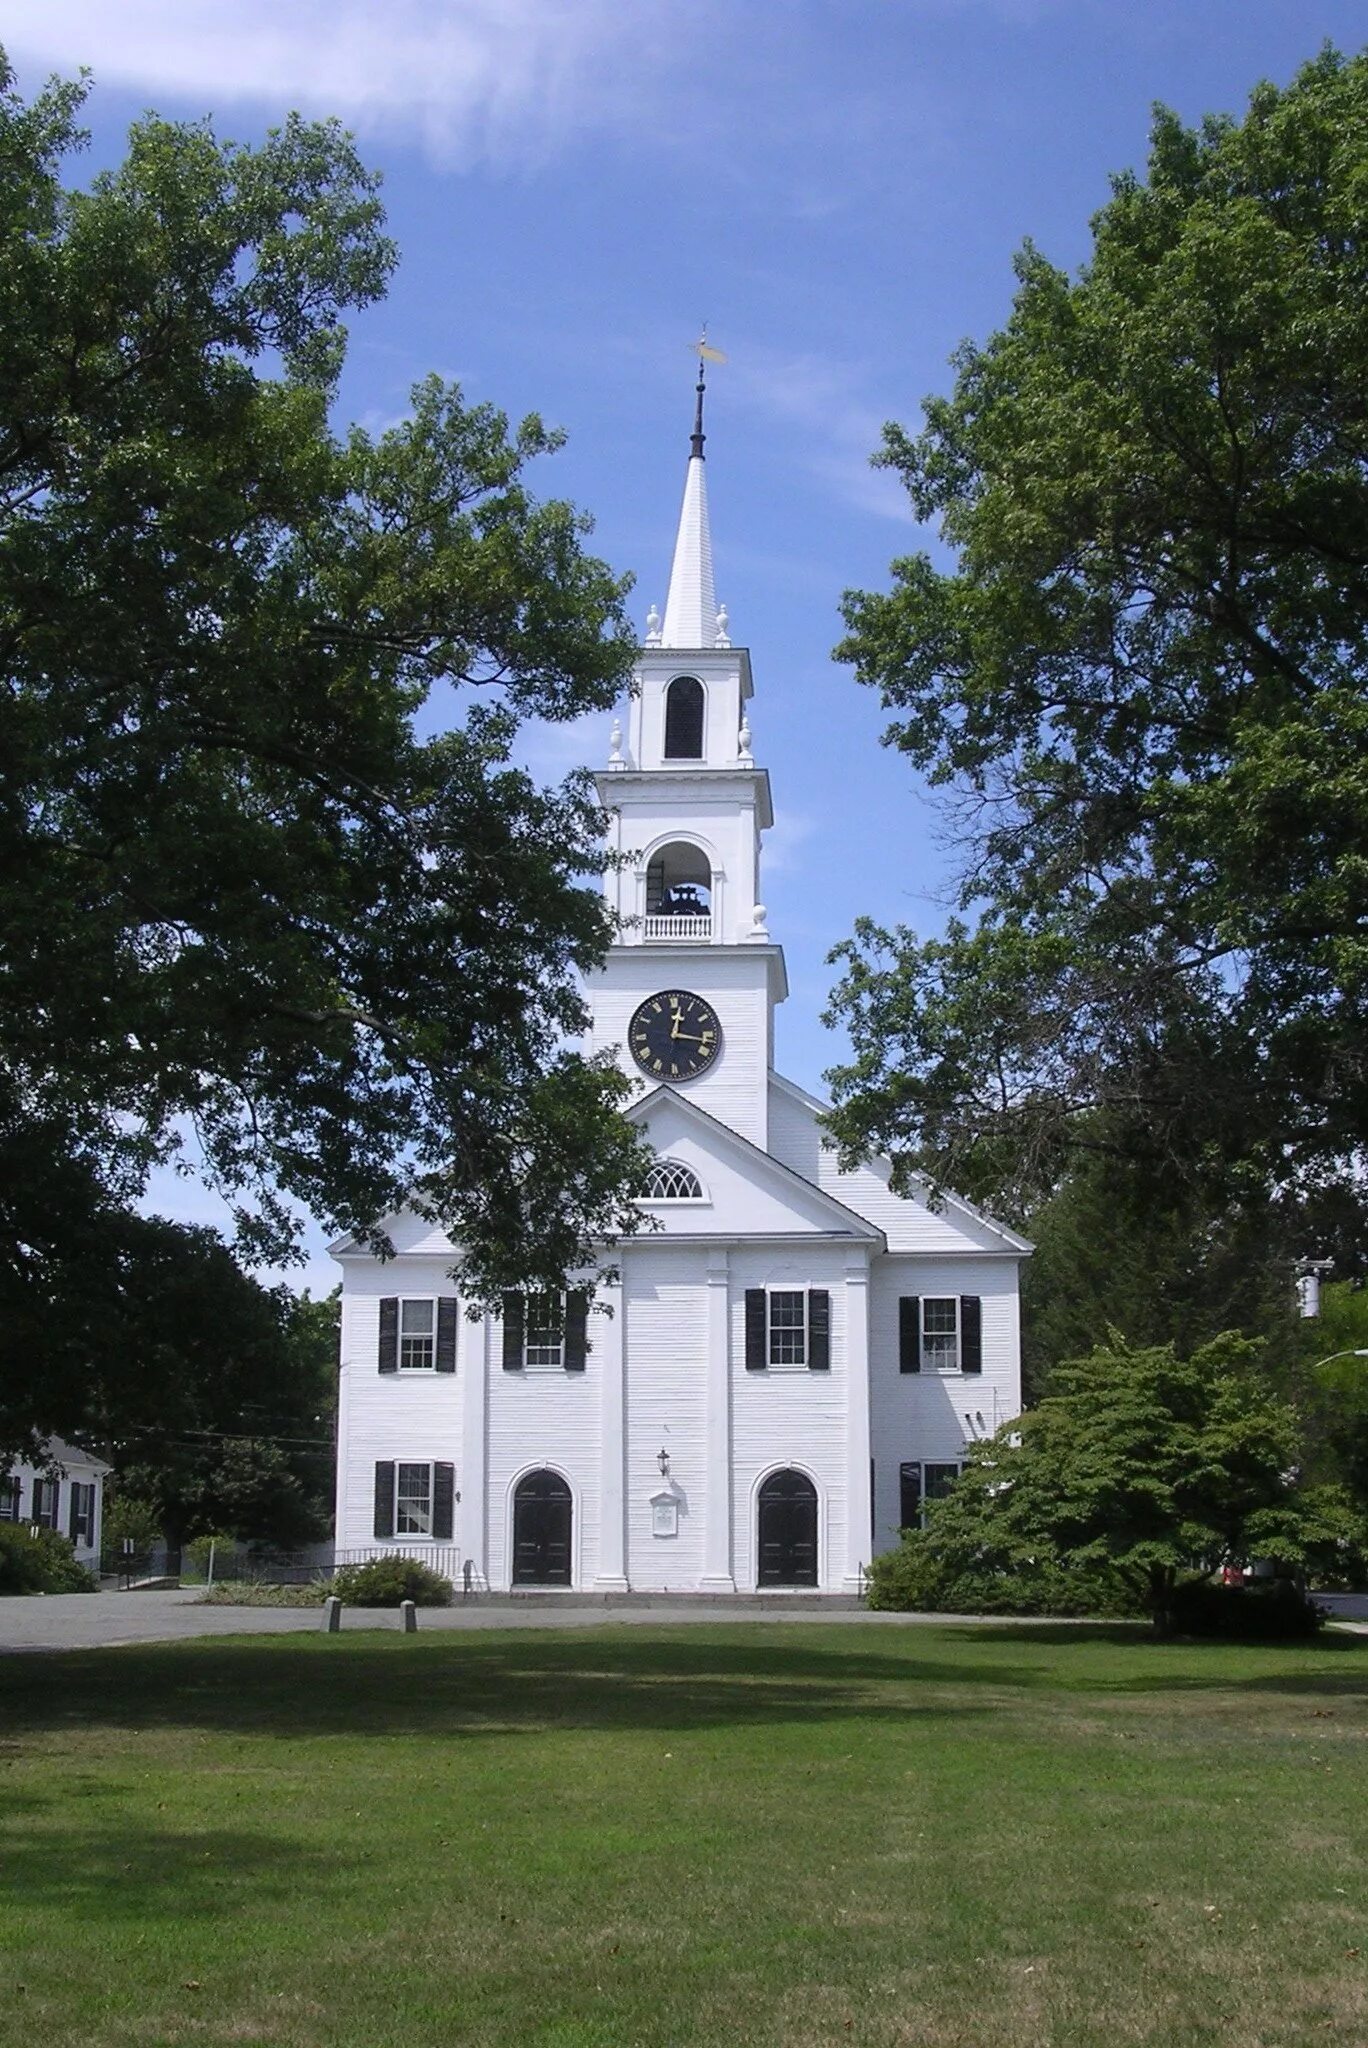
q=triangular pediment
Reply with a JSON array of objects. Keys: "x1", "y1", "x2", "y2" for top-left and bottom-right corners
[{"x1": 628, "y1": 1086, "x2": 884, "y2": 1243}]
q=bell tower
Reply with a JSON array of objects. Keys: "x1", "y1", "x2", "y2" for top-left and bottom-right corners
[{"x1": 587, "y1": 358, "x2": 787, "y2": 1150}]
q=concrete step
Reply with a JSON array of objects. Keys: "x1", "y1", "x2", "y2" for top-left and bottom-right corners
[{"x1": 491, "y1": 1590, "x2": 867, "y2": 1610}]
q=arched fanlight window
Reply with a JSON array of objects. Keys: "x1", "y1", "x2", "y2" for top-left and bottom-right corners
[
  {"x1": 663, "y1": 676, "x2": 705, "y2": 759},
  {"x1": 643, "y1": 1159, "x2": 705, "y2": 1201}
]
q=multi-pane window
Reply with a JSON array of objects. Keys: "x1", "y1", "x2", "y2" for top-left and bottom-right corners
[
  {"x1": 396, "y1": 1462, "x2": 434, "y2": 1536},
  {"x1": 31, "y1": 1478, "x2": 59, "y2": 1528},
  {"x1": 0, "y1": 1475, "x2": 20, "y2": 1522},
  {"x1": 899, "y1": 1460, "x2": 962, "y2": 1529},
  {"x1": 524, "y1": 1293, "x2": 566, "y2": 1370},
  {"x1": 69, "y1": 1481, "x2": 96, "y2": 1546},
  {"x1": 399, "y1": 1299, "x2": 435, "y2": 1370},
  {"x1": 768, "y1": 1291, "x2": 807, "y2": 1366},
  {"x1": 642, "y1": 1159, "x2": 705, "y2": 1201},
  {"x1": 921, "y1": 1298, "x2": 960, "y2": 1372}
]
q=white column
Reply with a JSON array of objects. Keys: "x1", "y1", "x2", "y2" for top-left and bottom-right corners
[
  {"x1": 593, "y1": 1275, "x2": 630, "y2": 1590},
  {"x1": 842, "y1": 1255, "x2": 873, "y2": 1594},
  {"x1": 700, "y1": 1250, "x2": 736, "y2": 1591},
  {"x1": 460, "y1": 1310, "x2": 489, "y2": 1587}
]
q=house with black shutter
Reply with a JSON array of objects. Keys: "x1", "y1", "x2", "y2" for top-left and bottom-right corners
[{"x1": 330, "y1": 371, "x2": 1030, "y2": 1594}]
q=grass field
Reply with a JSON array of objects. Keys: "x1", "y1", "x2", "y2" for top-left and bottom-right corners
[{"x1": 1, "y1": 1623, "x2": 1366, "y2": 2047}]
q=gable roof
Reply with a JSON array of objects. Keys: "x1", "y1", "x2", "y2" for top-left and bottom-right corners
[
  {"x1": 627, "y1": 1084, "x2": 885, "y2": 1245},
  {"x1": 767, "y1": 1070, "x2": 1034, "y2": 1254}
]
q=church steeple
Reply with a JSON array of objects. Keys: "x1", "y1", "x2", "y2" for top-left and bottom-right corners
[{"x1": 660, "y1": 360, "x2": 718, "y2": 649}]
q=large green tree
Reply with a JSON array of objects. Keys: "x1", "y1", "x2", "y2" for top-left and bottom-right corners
[
  {"x1": 879, "y1": 1333, "x2": 1360, "y2": 1630},
  {"x1": 1, "y1": 62, "x2": 648, "y2": 1451},
  {"x1": 826, "y1": 49, "x2": 1368, "y2": 1229}
]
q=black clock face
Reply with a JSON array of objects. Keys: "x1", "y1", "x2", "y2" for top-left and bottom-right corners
[{"x1": 629, "y1": 989, "x2": 722, "y2": 1082}]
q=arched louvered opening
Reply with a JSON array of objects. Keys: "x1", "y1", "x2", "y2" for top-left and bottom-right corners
[
  {"x1": 642, "y1": 1158, "x2": 705, "y2": 1201},
  {"x1": 644, "y1": 841, "x2": 711, "y2": 938},
  {"x1": 663, "y1": 675, "x2": 705, "y2": 759}
]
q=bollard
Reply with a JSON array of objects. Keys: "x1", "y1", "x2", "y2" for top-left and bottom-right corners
[
  {"x1": 323, "y1": 1595, "x2": 341, "y2": 1633},
  {"x1": 400, "y1": 1598, "x2": 417, "y2": 1634}
]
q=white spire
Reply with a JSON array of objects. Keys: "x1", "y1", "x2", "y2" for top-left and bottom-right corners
[{"x1": 660, "y1": 363, "x2": 717, "y2": 647}]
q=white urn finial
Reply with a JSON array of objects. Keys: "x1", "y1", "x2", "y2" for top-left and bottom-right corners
[
  {"x1": 737, "y1": 715, "x2": 753, "y2": 763},
  {"x1": 714, "y1": 603, "x2": 731, "y2": 648},
  {"x1": 607, "y1": 717, "x2": 625, "y2": 768},
  {"x1": 645, "y1": 603, "x2": 662, "y2": 646}
]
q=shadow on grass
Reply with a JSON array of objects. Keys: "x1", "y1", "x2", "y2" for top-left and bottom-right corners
[
  {"x1": 0, "y1": 1818, "x2": 345, "y2": 1923},
  {"x1": 0, "y1": 1626, "x2": 1363, "y2": 1739}
]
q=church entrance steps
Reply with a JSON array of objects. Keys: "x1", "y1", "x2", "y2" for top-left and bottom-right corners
[{"x1": 497, "y1": 1590, "x2": 867, "y2": 1610}]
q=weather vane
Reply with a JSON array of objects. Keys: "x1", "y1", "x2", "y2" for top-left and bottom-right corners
[{"x1": 692, "y1": 324, "x2": 727, "y2": 367}]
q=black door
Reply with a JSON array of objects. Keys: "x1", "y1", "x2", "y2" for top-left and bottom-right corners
[
  {"x1": 757, "y1": 1469, "x2": 818, "y2": 1587},
  {"x1": 512, "y1": 1470, "x2": 573, "y2": 1586}
]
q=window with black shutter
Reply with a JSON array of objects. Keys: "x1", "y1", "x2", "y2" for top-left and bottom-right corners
[
  {"x1": 502, "y1": 1292, "x2": 525, "y2": 1370},
  {"x1": 378, "y1": 1297, "x2": 399, "y2": 1373},
  {"x1": 373, "y1": 1461, "x2": 396, "y2": 1538},
  {"x1": 745, "y1": 1289, "x2": 832, "y2": 1371},
  {"x1": 0, "y1": 1474, "x2": 20, "y2": 1522},
  {"x1": 436, "y1": 1298, "x2": 458, "y2": 1373}
]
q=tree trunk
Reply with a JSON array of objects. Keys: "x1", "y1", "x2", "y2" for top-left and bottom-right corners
[{"x1": 1148, "y1": 1562, "x2": 1177, "y2": 1637}]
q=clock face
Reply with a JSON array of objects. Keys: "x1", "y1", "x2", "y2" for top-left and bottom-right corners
[{"x1": 628, "y1": 989, "x2": 722, "y2": 1082}]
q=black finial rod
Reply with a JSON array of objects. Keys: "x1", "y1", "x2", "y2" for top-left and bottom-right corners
[{"x1": 690, "y1": 359, "x2": 706, "y2": 461}]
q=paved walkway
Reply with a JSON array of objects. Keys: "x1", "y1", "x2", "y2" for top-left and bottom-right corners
[
  {"x1": 0, "y1": 1589, "x2": 1033, "y2": 1654},
  {"x1": 4, "y1": 1590, "x2": 1362, "y2": 1655}
]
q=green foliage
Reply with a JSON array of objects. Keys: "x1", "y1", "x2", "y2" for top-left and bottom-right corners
[
  {"x1": 903, "y1": 1331, "x2": 1357, "y2": 1628},
  {"x1": 0, "y1": 59, "x2": 651, "y2": 1457},
  {"x1": 99, "y1": 1490, "x2": 162, "y2": 1574},
  {"x1": 864, "y1": 1526, "x2": 1141, "y2": 1617},
  {"x1": 827, "y1": 50, "x2": 1368, "y2": 1234},
  {"x1": 1168, "y1": 1576, "x2": 1325, "y2": 1641},
  {"x1": 199, "y1": 1580, "x2": 330, "y2": 1607},
  {"x1": 330, "y1": 1556, "x2": 453, "y2": 1607},
  {"x1": 0, "y1": 1522, "x2": 98, "y2": 1594}
]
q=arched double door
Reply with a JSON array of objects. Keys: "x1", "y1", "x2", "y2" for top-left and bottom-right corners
[
  {"x1": 512, "y1": 1469, "x2": 572, "y2": 1586},
  {"x1": 757, "y1": 1469, "x2": 818, "y2": 1588}
]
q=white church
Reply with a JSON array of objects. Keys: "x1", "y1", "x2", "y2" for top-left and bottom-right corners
[{"x1": 332, "y1": 373, "x2": 1029, "y2": 1594}]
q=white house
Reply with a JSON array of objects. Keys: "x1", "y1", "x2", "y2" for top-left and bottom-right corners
[
  {"x1": 332, "y1": 371, "x2": 1030, "y2": 1593},
  {"x1": 1, "y1": 1437, "x2": 109, "y2": 1572}
]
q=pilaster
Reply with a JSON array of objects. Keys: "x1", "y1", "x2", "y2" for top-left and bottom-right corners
[
  {"x1": 460, "y1": 1311, "x2": 489, "y2": 1586},
  {"x1": 700, "y1": 1250, "x2": 736, "y2": 1591},
  {"x1": 592, "y1": 1276, "x2": 630, "y2": 1590},
  {"x1": 841, "y1": 1254, "x2": 872, "y2": 1594}
]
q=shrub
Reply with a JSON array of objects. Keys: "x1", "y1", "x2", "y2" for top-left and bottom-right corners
[
  {"x1": 199, "y1": 1580, "x2": 331, "y2": 1607},
  {"x1": 864, "y1": 1529, "x2": 1141, "y2": 1618},
  {"x1": 1169, "y1": 1575, "x2": 1325, "y2": 1641},
  {"x1": 330, "y1": 1556, "x2": 453, "y2": 1607},
  {"x1": 0, "y1": 1523, "x2": 100, "y2": 1595}
]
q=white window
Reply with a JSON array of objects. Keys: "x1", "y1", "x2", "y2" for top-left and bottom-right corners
[
  {"x1": 768, "y1": 1290, "x2": 808, "y2": 1366},
  {"x1": 399, "y1": 1298, "x2": 436, "y2": 1370},
  {"x1": 524, "y1": 1292, "x2": 566, "y2": 1371},
  {"x1": 69, "y1": 1481, "x2": 97, "y2": 1546},
  {"x1": 642, "y1": 1159, "x2": 705, "y2": 1201},
  {"x1": 0, "y1": 1475, "x2": 19, "y2": 1522},
  {"x1": 921, "y1": 1297, "x2": 960, "y2": 1373},
  {"x1": 396, "y1": 1462, "x2": 433, "y2": 1536}
]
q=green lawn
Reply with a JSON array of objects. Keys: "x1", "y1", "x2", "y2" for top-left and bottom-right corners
[{"x1": 1, "y1": 1624, "x2": 1366, "y2": 2047}]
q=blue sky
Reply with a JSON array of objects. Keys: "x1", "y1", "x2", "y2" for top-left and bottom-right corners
[{"x1": 4, "y1": 1, "x2": 1363, "y2": 1287}]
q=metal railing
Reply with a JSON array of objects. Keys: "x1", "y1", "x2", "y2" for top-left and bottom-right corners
[
  {"x1": 642, "y1": 914, "x2": 711, "y2": 942},
  {"x1": 335, "y1": 1544, "x2": 462, "y2": 1580}
]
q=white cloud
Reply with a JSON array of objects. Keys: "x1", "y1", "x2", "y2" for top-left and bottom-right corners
[
  {"x1": 0, "y1": 0, "x2": 707, "y2": 166},
  {"x1": 730, "y1": 346, "x2": 916, "y2": 524}
]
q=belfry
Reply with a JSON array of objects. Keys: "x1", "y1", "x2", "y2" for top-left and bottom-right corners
[{"x1": 331, "y1": 369, "x2": 1029, "y2": 1594}]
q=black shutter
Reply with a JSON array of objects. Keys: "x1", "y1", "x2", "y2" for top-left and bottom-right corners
[
  {"x1": 436, "y1": 1297, "x2": 458, "y2": 1373},
  {"x1": 960, "y1": 1295, "x2": 982, "y2": 1375},
  {"x1": 501, "y1": 1293, "x2": 524, "y2": 1371},
  {"x1": 744, "y1": 1289, "x2": 767, "y2": 1370},
  {"x1": 564, "y1": 1290, "x2": 588, "y2": 1371},
  {"x1": 899, "y1": 1297, "x2": 921, "y2": 1372},
  {"x1": 68, "y1": 1484, "x2": 80, "y2": 1542},
  {"x1": 899, "y1": 1462, "x2": 922, "y2": 1530},
  {"x1": 378, "y1": 1296, "x2": 399, "y2": 1374},
  {"x1": 432, "y1": 1462, "x2": 455, "y2": 1540},
  {"x1": 807, "y1": 1290, "x2": 830, "y2": 1370},
  {"x1": 373, "y1": 1461, "x2": 395, "y2": 1539}
]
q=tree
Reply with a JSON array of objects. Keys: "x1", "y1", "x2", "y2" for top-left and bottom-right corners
[
  {"x1": 899, "y1": 1332, "x2": 1358, "y2": 1630},
  {"x1": 1, "y1": 60, "x2": 650, "y2": 1452},
  {"x1": 826, "y1": 49, "x2": 1368, "y2": 1230}
]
